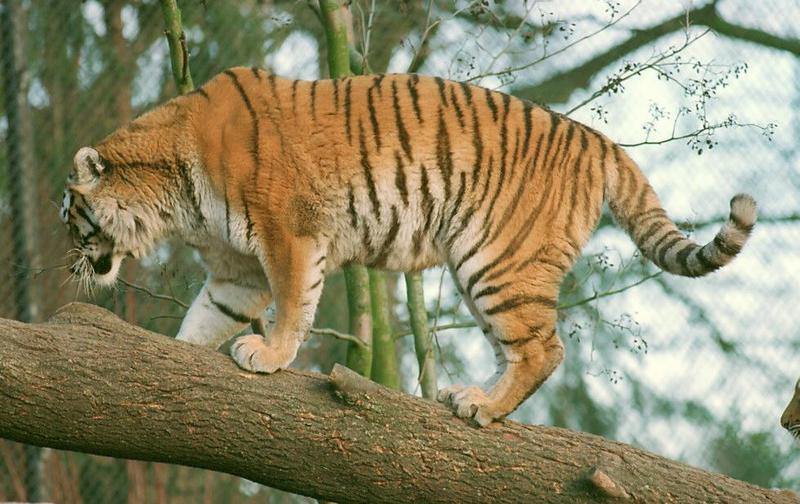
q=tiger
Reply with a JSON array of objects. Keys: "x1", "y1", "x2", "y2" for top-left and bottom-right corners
[
  {"x1": 782, "y1": 378, "x2": 800, "y2": 441},
  {"x1": 61, "y1": 66, "x2": 756, "y2": 427}
]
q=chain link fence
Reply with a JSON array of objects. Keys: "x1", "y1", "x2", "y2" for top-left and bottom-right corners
[{"x1": 1, "y1": 0, "x2": 797, "y2": 501}]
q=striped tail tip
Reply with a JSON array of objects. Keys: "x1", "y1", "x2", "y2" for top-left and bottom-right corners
[
  {"x1": 689, "y1": 193, "x2": 757, "y2": 277},
  {"x1": 729, "y1": 193, "x2": 757, "y2": 233}
]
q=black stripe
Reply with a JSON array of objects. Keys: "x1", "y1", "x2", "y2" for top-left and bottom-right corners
[
  {"x1": 412, "y1": 227, "x2": 425, "y2": 257},
  {"x1": 713, "y1": 234, "x2": 741, "y2": 256},
  {"x1": 251, "y1": 67, "x2": 261, "y2": 79},
  {"x1": 436, "y1": 108, "x2": 453, "y2": 200},
  {"x1": 222, "y1": 175, "x2": 231, "y2": 240},
  {"x1": 521, "y1": 103, "x2": 533, "y2": 159},
  {"x1": 456, "y1": 224, "x2": 491, "y2": 271},
  {"x1": 565, "y1": 130, "x2": 588, "y2": 241},
  {"x1": 367, "y1": 82, "x2": 382, "y2": 150},
  {"x1": 344, "y1": 78, "x2": 353, "y2": 144},
  {"x1": 434, "y1": 76, "x2": 447, "y2": 105},
  {"x1": 473, "y1": 283, "x2": 507, "y2": 301},
  {"x1": 510, "y1": 128, "x2": 521, "y2": 177},
  {"x1": 485, "y1": 295, "x2": 557, "y2": 316},
  {"x1": 292, "y1": 80, "x2": 299, "y2": 115},
  {"x1": 310, "y1": 80, "x2": 318, "y2": 119},
  {"x1": 650, "y1": 229, "x2": 681, "y2": 257},
  {"x1": 347, "y1": 184, "x2": 358, "y2": 228},
  {"x1": 75, "y1": 205, "x2": 97, "y2": 227},
  {"x1": 180, "y1": 162, "x2": 205, "y2": 227},
  {"x1": 361, "y1": 224, "x2": 375, "y2": 260},
  {"x1": 391, "y1": 80, "x2": 412, "y2": 161},
  {"x1": 394, "y1": 151, "x2": 409, "y2": 206},
  {"x1": 484, "y1": 87, "x2": 498, "y2": 122},
  {"x1": 638, "y1": 217, "x2": 669, "y2": 246},
  {"x1": 407, "y1": 75, "x2": 423, "y2": 123},
  {"x1": 449, "y1": 86, "x2": 465, "y2": 129},
  {"x1": 446, "y1": 206, "x2": 476, "y2": 249},
  {"x1": 309, "y1": 278, "x2": 323, "y2": 291},
  {"x1": 241, "y1": 187, "x2": 254, "y2": 243},
  {"x1": 315, "y1": 255, "x2": 327, "y2": 266},
  {"x1": 449, "y1": 171, "x2": 467, "y2": 226},
  {"x1": 266, "y1": 73, "x2": 278, "y2": 98},
  {"x1": 540, "y1": 111, "x2": 562, "y2": 171},
  {"x1": 188, "y1": 87, "x2": 209, "y2": 100},
  {"x1": 470, "y1": 100, "x2": 483, "y2": 188},
  {"x1": 373, "y1": 206, "x2": 400, "y2": 267},
  {"x1": 420, "y1": 165, "x2": 435, "y2": 233},
  {"x1": 496, "y1": 332, "x2": 538, "y2": 347},
  {"x1": 359, "y1": 121, "x2": 381, "y2": 221},
  {"x1": 632, "y1": 207, "x2": 665, "y2": 227},
  {"x1": 478, "y1": 153, "x2": 494, "y2": 204},
  {"x1": 657, "y1": 234, "x2": 686, "y2": 267},
  {"x1": 223, "y1": 70, "x2": 260, "y2": 165},
  {"x1": 458, "y1": 81, "x2": 473, "y2": 104},
  {"x1": 209, "y1": 292, "x2": 251, "y2": 324},
  {"x1": 333, "y1": 78, "x2": 340, "y2": 110},
  {"x1": 373, "y1": 74, "x2": 385, "y2": 94},
  {"x1": 676, "y1": 243, "x2": 699, "y2": 275},
  {"x1": 224, "y1": 70, "x2": 256, "y2": 116},
  {"x1": 484, "y1": 108, "x2": 509, "y2": 222},
  {"x1": 696, "y1": 246, "x2": 720, "y2": 272}
]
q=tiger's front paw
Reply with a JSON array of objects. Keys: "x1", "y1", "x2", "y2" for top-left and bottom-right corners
[
  {"x1": 230, "y1": 334, "x2": 294, "y2": 374},
  {"x1": 437, "y1": 384, "x2": 502, "y2": 427}
]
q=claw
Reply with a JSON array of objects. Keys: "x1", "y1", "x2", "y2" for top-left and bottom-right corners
[
  {"x1": 438, "y1": 384, "x2": 500, "y2": 427},
  {"x1": 230, "y1": 334, "x2": 294, "y2": 374}
]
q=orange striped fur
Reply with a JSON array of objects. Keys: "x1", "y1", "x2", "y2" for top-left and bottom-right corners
[{"x1": 63, "y1": 67, "x2": 756, "y2": 426}]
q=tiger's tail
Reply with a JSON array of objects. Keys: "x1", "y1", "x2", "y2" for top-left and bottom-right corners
[{"x1": 605, "y1": 145, "x2": 756, "y2": 277}]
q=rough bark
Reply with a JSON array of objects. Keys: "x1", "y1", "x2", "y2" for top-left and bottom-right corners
[{"x1": 0, "y1": 304, "x2": 796, "y2": 503}]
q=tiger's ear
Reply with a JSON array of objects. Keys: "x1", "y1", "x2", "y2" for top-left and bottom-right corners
[{"x1": 68, "y1": 147, "x2": 105, "y2": 192}]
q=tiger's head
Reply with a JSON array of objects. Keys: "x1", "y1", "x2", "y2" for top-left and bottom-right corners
[
  {"x1": 782, "y1": 377, "x2": 800, "y2": 442},
  {"x1": 61, "y1": 145, "x2": 183, "y2": 287}
]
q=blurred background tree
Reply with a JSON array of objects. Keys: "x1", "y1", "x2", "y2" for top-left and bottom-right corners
[{"x1": 0, "y1": 0, "x2": 797, "y2": 502}]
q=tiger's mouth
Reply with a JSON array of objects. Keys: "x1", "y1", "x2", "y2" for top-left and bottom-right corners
[
  {"x1": 788, "y1": 423, "x2": 800, "y2": 441},
  {"x1": 90, "y1": 253, "x2": 113, "y2": 275}
]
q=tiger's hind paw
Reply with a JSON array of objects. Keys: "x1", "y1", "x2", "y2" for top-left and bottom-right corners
[{"x1": 437, "y1": 385, "x2": 501, "y2": 427}]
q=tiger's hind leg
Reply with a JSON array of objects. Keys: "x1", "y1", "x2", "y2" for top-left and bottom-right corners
[
  {"x1": 440, "y1": 260, "x2": 565, "y2": 426},
  {"x1": 437, "y1": 262, "x2": 507, "y2": 404},
  {"x1": 231, "y1": 232, "x2": 328, "y2": 374}
]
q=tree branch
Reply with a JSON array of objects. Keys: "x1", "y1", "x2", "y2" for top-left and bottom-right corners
[
  {"x1": 0, "y1": 303, "x2": 796, "y2": 503},
  {"x1": 512, "y1": 2, "x2": 799, "y2": 104}
]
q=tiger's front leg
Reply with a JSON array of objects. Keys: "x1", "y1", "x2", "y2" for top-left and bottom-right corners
[
  {"x1": 231, "y1": 234, "x2": 327, "y2": 374},
  {"x1": 176, "y1": 278, "x2": 272, "y2": 349}
]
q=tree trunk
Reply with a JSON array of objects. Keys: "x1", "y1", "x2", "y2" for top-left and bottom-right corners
[{"x1": 0, "y1": 304, "x2": 796, "y2": 504}]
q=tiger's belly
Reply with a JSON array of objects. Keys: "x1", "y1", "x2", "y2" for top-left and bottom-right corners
[{"x1": 324, "y1": 204, "x2": 446, "y2": 274}]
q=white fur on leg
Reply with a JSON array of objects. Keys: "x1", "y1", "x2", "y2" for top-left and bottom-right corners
[{"x1": 176, "y1": 278, "x2": 271, "y2": 348}]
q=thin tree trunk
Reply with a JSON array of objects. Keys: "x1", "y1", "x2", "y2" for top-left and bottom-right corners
[
  {"x1": 0, "y1": 303, "x2": 796, "y2": 504},
  {"x1": 318, "y1": 0, "x2": 374, "y2": 377},
  {"x1": 405, "y1": 272, "x2": 438, "y2": 399},
  {"x1": 369, "y1": 270, "x2": 399, "y2": 389},
  {"x1": 160, "y1": 0, "x2": 194, "y2": 95}
]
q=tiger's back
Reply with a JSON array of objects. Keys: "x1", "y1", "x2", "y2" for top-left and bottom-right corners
[{"x1": 64, "y1": 67, "x2": 756, "y2": 426}]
